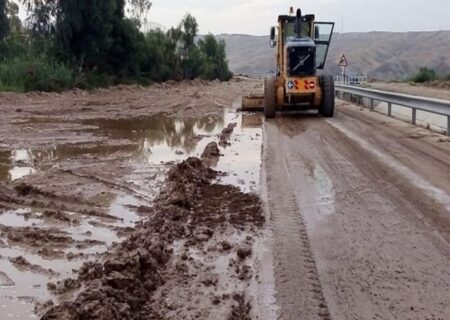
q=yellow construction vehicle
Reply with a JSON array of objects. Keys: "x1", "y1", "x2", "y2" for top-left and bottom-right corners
[{"x1": 243, "y1": 8, "x2": 335, "y2": 118}]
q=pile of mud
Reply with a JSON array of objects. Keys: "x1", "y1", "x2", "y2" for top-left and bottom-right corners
[
  {"x1": 421, "y1": 80, "x2": 450, "y2": 90},
  {"x1": 41, "y1": 131, "x2": 264, "y2": 320}
]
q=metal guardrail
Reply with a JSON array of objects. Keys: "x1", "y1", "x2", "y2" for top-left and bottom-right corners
[
  {"x1": 335, "y1": 85, "x2": 450, "y2": 136},
  {"x1": 334, "y1": 76, "x2": 368, "y2": 86}
]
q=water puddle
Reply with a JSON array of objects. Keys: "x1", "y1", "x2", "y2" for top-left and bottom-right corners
[
  {"x1": 0, "y1": 210, "x2": 40, "y2": 228},
  {"x1": 294, "y1": 160, "x2": 336, "y2": 230},
  {"x1": 216, "y1": 111, "x2": 263, "y2": 193},
  {"x1": 83, "y1": 108, "x2": 263, "y2": 192},
  {"x1": 1, "y1": 109, "x2": 263, "y2": 189},
  {"x1": 312, "y1": 164, "x2": 335, "y2": 220}
]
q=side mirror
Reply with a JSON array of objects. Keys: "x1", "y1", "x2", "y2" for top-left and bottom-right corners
[
  {"x1": 315, "y1": 26, "x2": 320, "y2": 40},
  {"x1": 270, "y1": 27, "x2": 276, "y2": 48}
]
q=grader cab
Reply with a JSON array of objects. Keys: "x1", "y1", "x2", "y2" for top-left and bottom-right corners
[{"x1": 243, "y1": 8, "x2": 335, "y2": 118}]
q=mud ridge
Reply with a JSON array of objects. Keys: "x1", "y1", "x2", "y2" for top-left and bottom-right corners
[
  {"x1": 219, "y1": 122, "x2": 237, "y2": 147},
  {"x1": 40, "y1": 128, "x2": 265, "y2": 320},
  {"x1": 9, "y1": 256, "x2": 59, "y2": 277},
  {"x1": 0, "y1": 183, "x2": 116, "y2": 220}
]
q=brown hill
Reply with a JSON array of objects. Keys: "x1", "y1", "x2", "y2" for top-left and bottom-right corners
[{"x1": 219, "y1": 31, "x2": 450, "y2": 80}]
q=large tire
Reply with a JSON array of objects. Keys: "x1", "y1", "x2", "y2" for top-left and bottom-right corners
[
  {"x1": 319, "y1": 75, "x2": 335, "y2": 118},
  {"x1": 264, "y1": 76, "x2": 277, "y2": 118}
]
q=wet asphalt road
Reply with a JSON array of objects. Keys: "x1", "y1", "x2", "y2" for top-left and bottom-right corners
[{"x1": 262, "y1": 101, "x2": 450, "y2": 320}]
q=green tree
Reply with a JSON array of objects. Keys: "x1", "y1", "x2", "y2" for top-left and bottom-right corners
[
  {"x1": 142, "y1": 29, "x2": 181, "y2": 81},
  {"x1": 54, "y1": 0, "x2": 117, "y2": 70},
  {"x1": 0, "y1": 3, "x2": 233, "y2": 92},
  {"x1": 179, "y1": 14, "x2": 198, "y2": 51},
  {"x1": 198, "y1": 34, "x2": 231, "y2": 81},
  {"x1": 0, "y1": 0, "x2": 9, "y2": 45},
  {"x1": 177, "y1": 14, "x2": 203, "y2": 79},
  {"x1": 6, "y1": 1, "x2": 21, "y2": 33}
]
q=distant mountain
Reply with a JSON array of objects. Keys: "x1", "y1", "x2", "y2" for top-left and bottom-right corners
[{"x1": 218, "y1": 31, "x2": 450, "y2": 81}]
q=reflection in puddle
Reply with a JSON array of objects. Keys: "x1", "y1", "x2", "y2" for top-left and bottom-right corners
[
  {"x1": 0, "y1": 149, "x2": 36, "y2": 182},
  {"x1": 85, "y1": 115, "x2": 226, "y2": 165},
  {"x1": 8, "y1": 167, "x2": 36, "y2": 181}
]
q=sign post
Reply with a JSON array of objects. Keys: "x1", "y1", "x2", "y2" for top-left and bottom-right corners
[{"x1": 339, "y1": 54, "x2": 348, "y2": 83}]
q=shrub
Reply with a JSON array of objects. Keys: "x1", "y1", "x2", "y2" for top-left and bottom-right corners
[
  {"x1": 0, "y1": 55, "x2": 75, "y2": 92},
  {"x1": 410, "y1": 67, "x2": 437, "y2": 83}
]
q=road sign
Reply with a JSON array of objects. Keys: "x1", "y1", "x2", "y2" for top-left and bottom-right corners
[{"x1": 339, "y1": 54, "x2": 348, "y2": 67}]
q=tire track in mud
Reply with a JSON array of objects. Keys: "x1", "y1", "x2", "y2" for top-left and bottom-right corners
[
  {"x1": 59, "y1": 169, "x2": 155, "y2": 202},
  {"x1": 265, "y1": 112, "x2": 450, "y2": 320},
  {"x1": 264, "y1": 120, "x2": 331, "y2": 320}
]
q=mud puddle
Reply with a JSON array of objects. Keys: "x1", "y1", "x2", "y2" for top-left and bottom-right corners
[
  {"x1": 0, "y1": 150, "x2": 36, "y2": 182},
  {"x1": 83, "y1": 109, "x2": 263, "y2": 192},
  {"x1": 0, "y1": 108, "x2": 263, "y2": 319}
]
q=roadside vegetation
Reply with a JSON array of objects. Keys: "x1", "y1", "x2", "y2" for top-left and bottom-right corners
[
  {"x1": 0, "y1": 0, "x2": 231, "y2": 92},
  {"x1": 409, "y1": 67, "x2": 450, "y2": 83}
]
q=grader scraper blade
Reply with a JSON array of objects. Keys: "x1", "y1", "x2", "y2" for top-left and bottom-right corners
[{"x1": 241, "y1": 91, "x2": 264, "y2": 112}]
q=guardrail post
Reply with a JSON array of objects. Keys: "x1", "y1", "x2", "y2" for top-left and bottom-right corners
[
  {"x1": 412, "y1": 109, "x2": 417, "y2": 125},
  {"x1": 370, "y1": 99, "x2": 374, "y2": 111},
  {"x1": 447, "y1": 116, "x2": 450, "y2": 137},
  {"x1": 387, "y1": 103, "x2": 392, "y2": 117}
]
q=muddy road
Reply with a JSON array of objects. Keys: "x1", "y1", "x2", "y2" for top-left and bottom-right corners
[
  {"x1": 264, "y1": 102, "x2": 450, "y2": 319},
  {"x1": 0, "y1": 78, "x2": 266, "y2": 319},
  {"x1": 0, "y1": 77, "x2": 449, "y2": 319}
]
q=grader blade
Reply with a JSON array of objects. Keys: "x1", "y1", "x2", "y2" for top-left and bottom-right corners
[{"x1": 241, "y1": 91, "x2": 264, "y2": 112}]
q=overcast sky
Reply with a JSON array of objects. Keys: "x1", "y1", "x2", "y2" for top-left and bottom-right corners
[{"x1": 149, "y1": 0, "x2": 450, "y2": 35}]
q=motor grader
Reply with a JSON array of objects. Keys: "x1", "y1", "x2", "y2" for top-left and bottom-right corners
[{"x1": 243, "y1": 8, "x2": 335, "y2": 118}]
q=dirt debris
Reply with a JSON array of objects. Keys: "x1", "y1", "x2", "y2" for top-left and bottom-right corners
[
  {"x1": 159, "y1": 156, "x2": 216, "y2": 210},
  {"x1": 219, "y1": 123, "x2": 238, "y2": 147},
  {"x1": 42, "y1": 210, "x2": 79, "y2": 225},
  {"x1": 201, "y1": 141, "x2": 221, "y2": 167},
  {"x1": 201, "y1": 141, "x2": 221, "y2": 159},
  {"x1": 1, "y1": 225, "x2": 74, "y2": 249},
  {"x1": 422, "y1": 80, "x2": 450, "y2": 90},
  {"x1": 0, "y1": 182, "x2": 116, "y2": 220},
  {"x1": 0, "y1": 270, "x2": 15, "y2": 286},
  {"x1": 236, "y1": 246, "x2": 252, "y2": 260},
  {"x1": 9, "y1": 256, "x2": 59, "y2": 277},
  {"x1": 39, "y1": 247, "x2": 66, "y2": 260},
  {"x1": 228, "y1": 293, "x2": 252, "y2": 320}
]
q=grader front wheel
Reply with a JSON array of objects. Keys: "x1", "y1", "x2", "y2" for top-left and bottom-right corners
[{"x1": 264, "y1": 76, "x2": 277, "y2": 118}]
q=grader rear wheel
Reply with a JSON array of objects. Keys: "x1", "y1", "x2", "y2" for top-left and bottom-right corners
[{"x1": 264, "y1": 76, "x2": 277, "y2": 118}]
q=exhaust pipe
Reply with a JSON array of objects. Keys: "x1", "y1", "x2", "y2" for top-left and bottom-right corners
[{"x1": 295, "y1": 8, "x2": 302, "y2": 38}]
